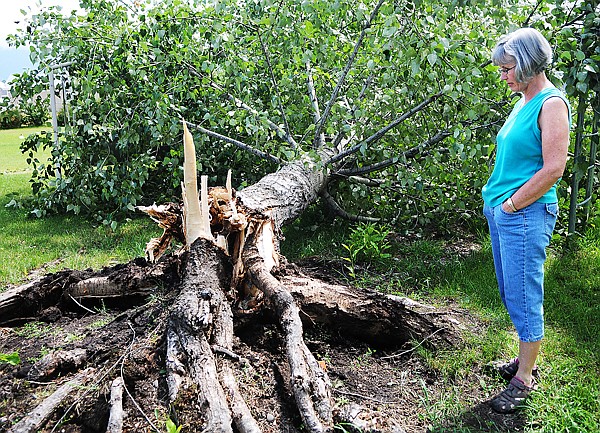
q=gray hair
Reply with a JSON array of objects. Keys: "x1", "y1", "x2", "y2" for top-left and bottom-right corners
[{"x1": 492, "y1": 28, "x2": 552, "y2": 83}]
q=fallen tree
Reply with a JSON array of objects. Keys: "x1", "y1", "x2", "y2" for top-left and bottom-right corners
[{"x1": 1, "y1": 2, "x2": 483, "y2": 431}]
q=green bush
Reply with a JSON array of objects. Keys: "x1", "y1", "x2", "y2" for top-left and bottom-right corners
[
  {"x1": 0, "y1": 108, "x2": 23, "y2": 129},
  {"x1": 21, "y1": 97, "x2": 49, "y2": 127}
]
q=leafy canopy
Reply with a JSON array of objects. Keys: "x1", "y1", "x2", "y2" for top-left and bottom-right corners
[{"x1": 7, "y1": 0, "x2": 598, "y2": 231}]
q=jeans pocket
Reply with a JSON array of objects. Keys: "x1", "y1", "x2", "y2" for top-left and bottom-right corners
[
  {"x1": 544, "y1": 203, "x2": 559, "y2": 235},
  {"x1": 545, "y1": 202, "x2": 559, "y2": 217}
]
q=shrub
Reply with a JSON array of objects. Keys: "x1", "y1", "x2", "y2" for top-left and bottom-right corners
[
  {"x1": 0, "y1": 107, "x2": 23, "y2": 129},
  {"x1": 21, "y1": 97, "x2": 49, "y2": 127}
]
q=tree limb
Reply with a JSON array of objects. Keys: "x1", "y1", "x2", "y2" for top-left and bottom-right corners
[
  {"x1": 326, "y1": 92, "x2": 443, "y2": 166},
  {"x1": 257, "y1": 29, "x2": 294, "y2": 149},
  {"x1": 184, "y1": 120, "x2": 281, "y2": 165},
  {"x1": 106, "y1": 377, "x2": 125, "y2": 433},
  {"x1": 332, "y1": 73, "x2": 375, "y2": 151},
  {"x1": 207, "y1": 80, "x2": 299, "y2": 149},
  {"x1": 306, "y1": 61, "x2": 326, "y2": 148},
  {"x1": 321, "y1": 189, "x2": 380, "y2": 223},
  {"x1": 346, "y1": 175, "x2": 384, "y2": 187},
  {"x1": 181, "y1": 60, "x2": 299, "y2": 149},
  {"x1": 8, "y1": 369, "x2": 95, "y2": 433},
  {"x1": 336, "y1": 129, "x2": 451, "y2": 177},
  {"x1": 313, "y1": 0, "x2": 386, "y2": 146}
]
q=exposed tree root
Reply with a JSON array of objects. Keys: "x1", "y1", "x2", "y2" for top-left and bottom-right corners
[
  {"x1": 0, "y1": 257, "x2": 181, "y2": 325},
  {"x1": 27, "y1": 348, "x2": 88, "y2": 381},
  {"x1": 106, "y1": 377, "x2": 125, "y2": 433},
  {"x1": 7, "y1": 368, "x2": 95, "y2": 433},
  {"x1": 280, "y1": 269, "x2": 470, "y2": 349},
  {"x1": 244, "y1": 226, "x2": 332, "y2": 432}
]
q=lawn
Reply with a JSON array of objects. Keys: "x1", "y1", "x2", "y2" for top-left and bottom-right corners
[
  {"x1": 0, "y1": 126, "x2": 52, "y2": 173},
  {"x1": 0, "y1": 127, "x2": 159, "y2": 286}
]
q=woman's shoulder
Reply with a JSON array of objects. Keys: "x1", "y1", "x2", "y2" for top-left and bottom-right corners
[
  {"x1": 538, "y1": 87, "x2": 570, "y2": 110},
  {"x1": 540, "y1": 89, "x2": 571, "y2": 126}
]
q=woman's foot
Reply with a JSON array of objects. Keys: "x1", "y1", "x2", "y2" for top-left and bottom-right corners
[
  {"x1": 490, "y1": 376, "x2": 537, "y2": 414},
  {"x1": 492, "y1": 357, "x2": 538, "y2": 382}
]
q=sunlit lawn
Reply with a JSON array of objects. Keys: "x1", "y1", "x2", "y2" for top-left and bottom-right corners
[
  {"x1": 0, "y1": 127, "x2": 158, "y2": 287},
  {"x1": 0, "y1": 126, "x2": 52, "y2": 173}
]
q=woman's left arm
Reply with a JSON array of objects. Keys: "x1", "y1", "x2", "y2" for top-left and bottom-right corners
[{"x1": 503, "y1": 97, "x2": 570, "y2": 212}]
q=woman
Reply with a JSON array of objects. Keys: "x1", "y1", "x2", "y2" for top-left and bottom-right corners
[{"x1": 482, "y1": 27, "x2": 571, "y2": 414}]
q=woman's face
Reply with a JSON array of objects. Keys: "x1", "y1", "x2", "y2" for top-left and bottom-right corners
[{"x1": 499, "y1": 63, "x2": 524, "y2": 93}]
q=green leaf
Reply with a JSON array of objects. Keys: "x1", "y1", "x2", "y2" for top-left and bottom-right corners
[
  {"x1": 427, "y1": 52, "x2": 437, "y2": 66},
  {"x1": 0, "y1": 351, "x2": 21, "y2": 366}
]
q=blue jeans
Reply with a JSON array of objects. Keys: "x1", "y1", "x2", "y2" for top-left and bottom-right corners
[{"x1": 483, "y1": 201, "x2": 558, "y2": 342}]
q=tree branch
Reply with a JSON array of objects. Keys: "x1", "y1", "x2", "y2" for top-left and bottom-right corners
[
  {"x1": 313, "y1": 0, "x2": 386, "y2": 146},
  {"x1": 257, "y1": 29, "x2": 295, "y2": 148},
  {"x1": 321, "y1": 189, "x2": 380, "y2": 223},
  {"x1": 336, "y1": 130, "x2": 451, "y2": 177},
  {"x1": 184, "y1": 120, "x2": 281, "y2": 165},
  {"x1": 347, "y1": 175, "x2": 384, "y2": 187},
  {"x1": 331, "y1": 73, "x2": 375, "y2": 152},
  {"x1": 182, "y1": 61, "x2": 299, "y2": 149},
  {"x1": 326, "y1": 92, "x2": 443, "y2": 166},
  {"x1": 209, "y1": 79, "x2": 299, "y2": 148},
  {"x1": 306, "y1": 61, "x2": 326, "y2": 148}
]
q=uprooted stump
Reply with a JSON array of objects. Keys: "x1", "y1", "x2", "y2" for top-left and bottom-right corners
[
  {"x1": 0, "y1": 248, "x2": 475, "y2": 432},
  {"x1": 0, "y1": 122, "x2": 477, "y2": 432}
]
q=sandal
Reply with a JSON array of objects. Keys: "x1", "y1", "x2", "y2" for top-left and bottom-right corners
[
  {"x1": 492, "y1": 357, "x2": 539, "y2": 382},
  {"x1": 490, "y1": 376, "x2": 537, "y2": 414}
]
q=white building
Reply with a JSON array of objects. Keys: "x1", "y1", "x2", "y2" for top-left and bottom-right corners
[{"x1": 0, "y1": 81, "x2": 11, "y2": 99}]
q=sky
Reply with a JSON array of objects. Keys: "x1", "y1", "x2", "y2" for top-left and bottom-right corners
[{"x1": 0, "y1": 0, "x2": 81, "y2": 81}]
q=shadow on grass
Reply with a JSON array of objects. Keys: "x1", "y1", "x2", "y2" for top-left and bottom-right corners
[
  {"x1": 429, "y1": 402, "x2": 528, "y2": 433},
  {"x1": 544, "y1": 246, "x2": 600, "y2": 357}
]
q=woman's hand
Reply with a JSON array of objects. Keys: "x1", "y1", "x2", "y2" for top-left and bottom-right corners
[{"x1": 502, "y1": 200, "x2": 515, "y2": 213}]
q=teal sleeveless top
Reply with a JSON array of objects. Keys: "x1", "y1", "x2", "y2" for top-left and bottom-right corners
[{"x1": 482, "y1": 87, "x2": 571, "y2": 207}]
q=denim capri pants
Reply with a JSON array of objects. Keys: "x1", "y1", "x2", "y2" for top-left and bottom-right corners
[{"x1": 483, "y1": 201, "x2": 558, "y2": 342}]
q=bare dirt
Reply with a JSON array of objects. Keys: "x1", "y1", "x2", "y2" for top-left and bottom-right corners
[{"x1": 0, "y1": 258, "x2": 527, "y2": 433}]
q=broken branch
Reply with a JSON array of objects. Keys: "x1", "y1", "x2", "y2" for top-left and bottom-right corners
[
  {"x1": 257, "y1": 29, "x2": 294, "y2": 149},
  {"x1": 8, "y1": 369, "x2": 95, "y2": 433},
  {"x1": 336, "y1": 129, "x2": 451, "y2": 176},
  {"x1": 321, "y1": 189, "x2": 380, "y2": 223},
  {"x1": 306, "y1": 61, "x2": 325, "y2": 148},
  {"x1": 185, "y1": 120, "x2": 281, "y2": 165},
  {"x1": 106, "y1": 377, "x2": 125, "y2": 433}
]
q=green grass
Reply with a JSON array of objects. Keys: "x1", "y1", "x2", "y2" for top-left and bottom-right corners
[
  {"x1": 0, "y1": 128, "x2": 160, "y2": 287},
  {"x1": 0, "y1": 173, "x2": 159, "y2": 286},
  {"x1": 0, "y1": 126, "x2": 51, "y2": 173}
]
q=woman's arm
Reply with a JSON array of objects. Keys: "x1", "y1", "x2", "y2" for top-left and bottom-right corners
[{"x1": 502, "y1": 96, "x2": 570, "y2": 213}]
